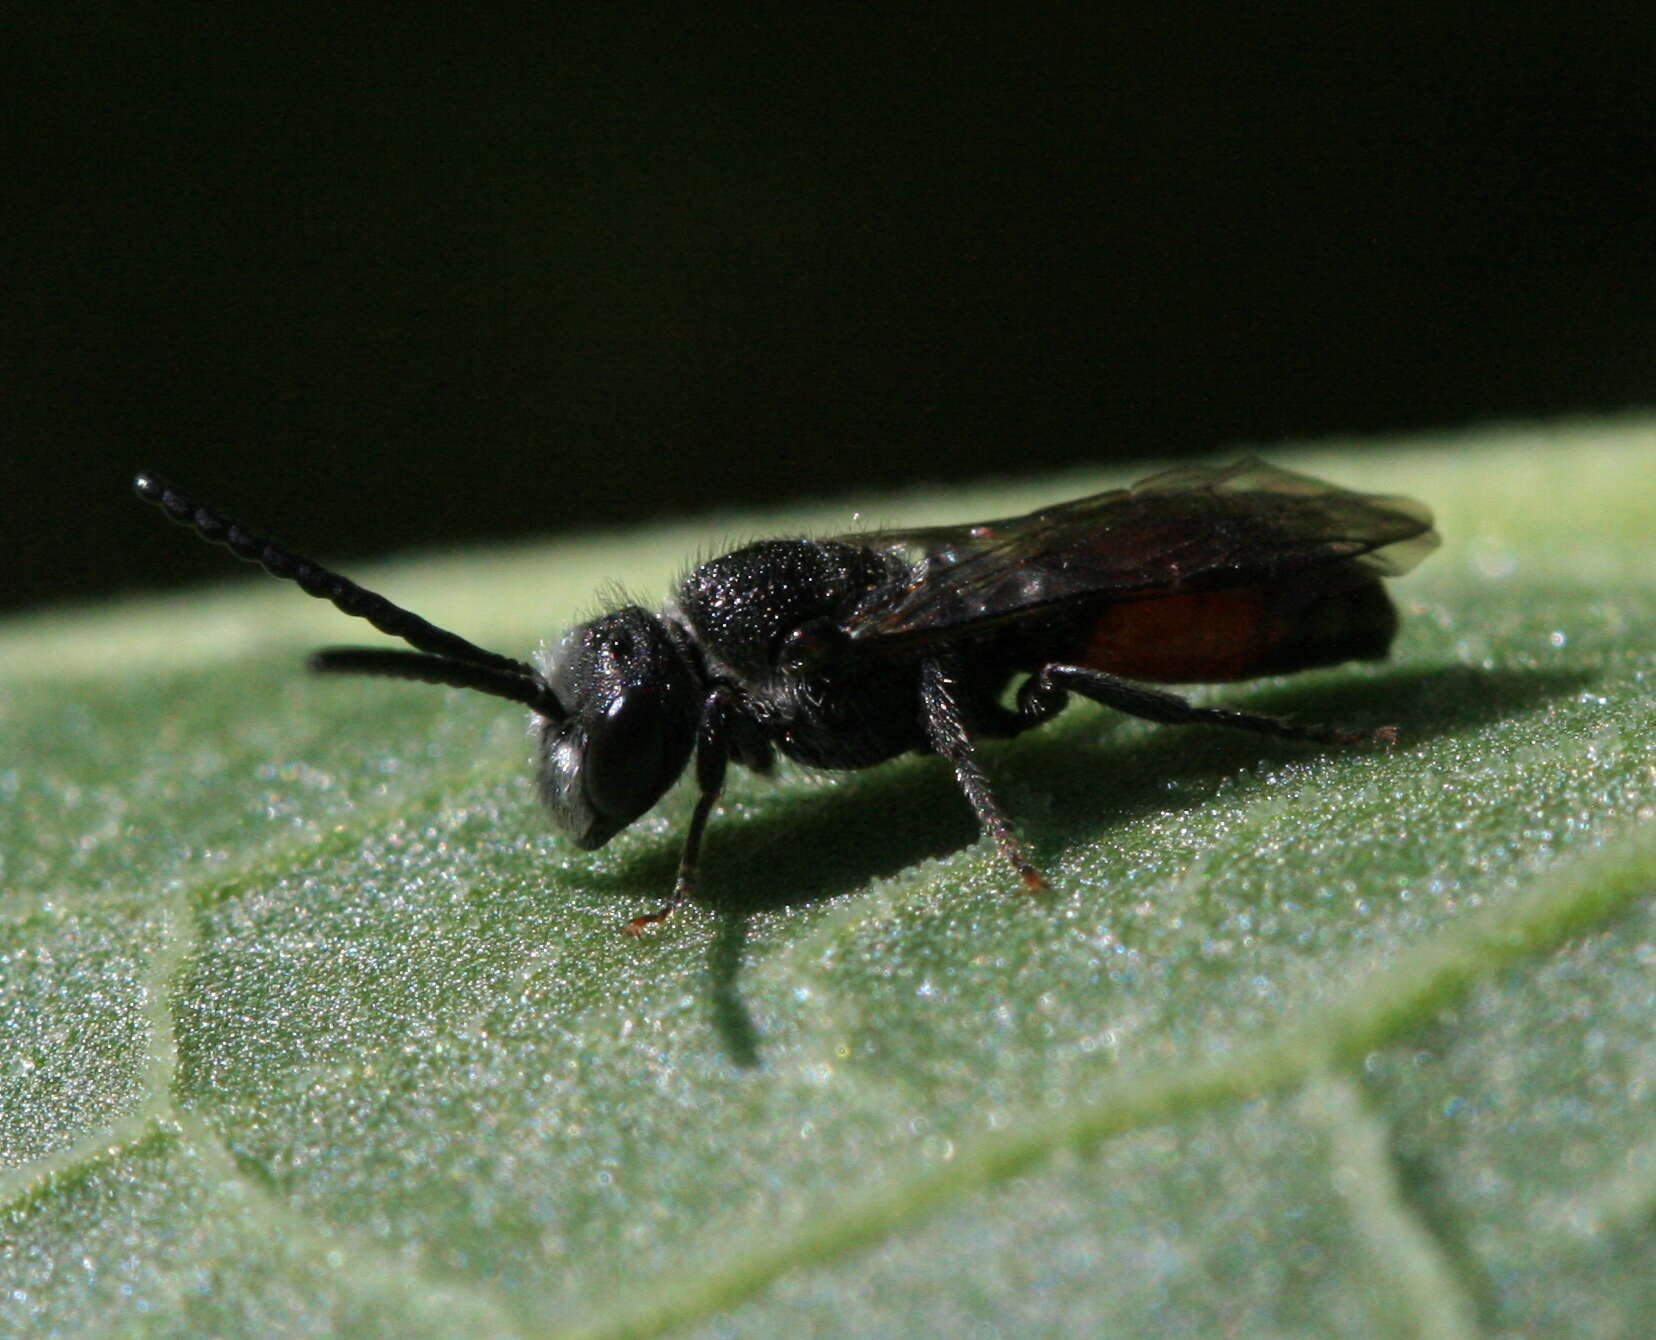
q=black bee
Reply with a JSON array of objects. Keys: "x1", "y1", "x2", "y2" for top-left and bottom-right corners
[{"x1": 134, "y1": 460, "x2": 1437, "y2": 932}]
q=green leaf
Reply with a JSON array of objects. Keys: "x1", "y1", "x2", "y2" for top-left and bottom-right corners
[{"x1": 4, "y1": 421, "x2": 1653, "y2": 1337}]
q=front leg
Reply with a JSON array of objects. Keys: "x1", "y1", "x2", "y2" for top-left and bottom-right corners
[
  {"x1": 920, "y1": 656, "x2": 1046, "y2": 890},
  {"x1": 624, "y1": 688, "x2": 736, "y2": 934},
  {"x1": 1020, "y1": 664, "x2": 1395, "y2": 746}
]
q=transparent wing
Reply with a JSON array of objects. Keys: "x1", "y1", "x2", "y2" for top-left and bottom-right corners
[{"x1": 836, "y1": 458, "x2": 1438, "y2": 653}]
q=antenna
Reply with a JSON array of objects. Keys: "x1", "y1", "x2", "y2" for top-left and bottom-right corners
[
  {"x1": 307, "y1": 647, "x2": 562, "y2": 715},
  {"x1": 132, "y1": 473, "x2": 566, "y2": 718}
]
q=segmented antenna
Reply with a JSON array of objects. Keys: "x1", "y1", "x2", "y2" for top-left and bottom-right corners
[
  {"x1": 307, "y1": 647, "x2": 562, "y2": 715},
  {"x1": 133, "y1": 473, "x2": 566, "y2": 719}
]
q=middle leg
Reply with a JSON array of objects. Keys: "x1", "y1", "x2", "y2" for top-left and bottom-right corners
[{"x1": 920, "y1": 656, "x2": 1046, "y2": 890}]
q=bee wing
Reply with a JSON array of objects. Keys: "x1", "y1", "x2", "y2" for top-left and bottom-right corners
[{"x1": 837, "y1": 458, "x2": 1438, "y2": 653}]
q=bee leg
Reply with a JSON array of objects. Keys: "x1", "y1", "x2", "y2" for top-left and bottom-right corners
[
  {"x1": 1010, "y1": 671, "x2": 1073, "y2": 731},
  {"x1": 625, "y1": 690, "x2": 735, "y2": 934},
  {"x1": 732, "y1": 717, "x2": 777, "y2": 776},
  {"x1": 920, "y1": 657, "x2": 1047, "y2": 890},
  {"x1": 1028, "y1": 665, "x2": 1391, "y2": 746}
]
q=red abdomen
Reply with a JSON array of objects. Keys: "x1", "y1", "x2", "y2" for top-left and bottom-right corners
[{"x1": 1074, "y1": 575, "x2": 1399, "y2": 684}]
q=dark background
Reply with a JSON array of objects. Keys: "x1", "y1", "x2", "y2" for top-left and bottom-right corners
[{"x1": 10, "y1": 7, "x2": 1654, "y2": 612}]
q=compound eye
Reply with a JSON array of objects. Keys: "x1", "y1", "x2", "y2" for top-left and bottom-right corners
[{"x1": 583, "y1": 689, "x2": 675, "y2": 823}]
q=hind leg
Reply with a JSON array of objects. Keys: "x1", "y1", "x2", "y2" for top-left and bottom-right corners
[{"x1": 1019, "y1": 665, "x2": 1394, "y2": 746}]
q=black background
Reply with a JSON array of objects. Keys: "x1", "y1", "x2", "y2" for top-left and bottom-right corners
[{"x1": 10, "y1": 7, "x2": 1653, "y2": 611}]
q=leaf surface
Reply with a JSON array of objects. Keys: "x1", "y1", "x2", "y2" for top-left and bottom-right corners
[{"x1": 3, "y1": 422, "x2": 1653, "y2": 1337}]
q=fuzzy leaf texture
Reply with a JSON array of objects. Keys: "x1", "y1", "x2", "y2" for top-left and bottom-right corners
[{"x1": 2, "y1": 421, "x2": 1653, "y2": 1338}]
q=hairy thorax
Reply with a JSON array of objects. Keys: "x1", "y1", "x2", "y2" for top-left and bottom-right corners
[{"x1": 671, "y1": 539, "x2": 926, "y2": 768}]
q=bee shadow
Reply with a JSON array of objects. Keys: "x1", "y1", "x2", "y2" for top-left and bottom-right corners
[{"x1": 599, "y1": 662, "x2": 1593, "y2": 1064}]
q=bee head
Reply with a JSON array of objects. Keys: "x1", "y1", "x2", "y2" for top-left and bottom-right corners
[{"x1": 534, "y1": 606, "x2": 701, "y2": 849}]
